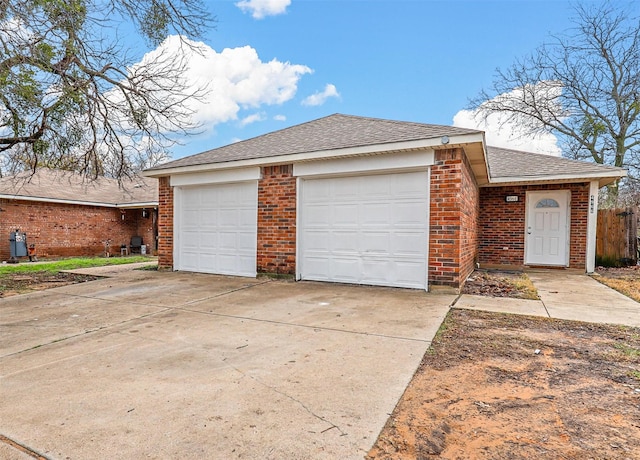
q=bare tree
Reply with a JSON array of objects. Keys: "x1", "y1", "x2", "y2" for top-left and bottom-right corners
[
  {"x1": 0, "y1": 0, "x2": 213, "y2": 180},
  {"x1": 470, "y1": 2, "x2": 640, "y2": 202}
]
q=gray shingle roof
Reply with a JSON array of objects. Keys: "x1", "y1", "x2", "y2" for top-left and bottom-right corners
[
  {"x1": 486, "y1": 146, "x2": 626, "y2": 182},
  {"x1": 147, "y1": 113, "x2": 482, "y2": 171},
  {"x1": 0, "y1": 169, "x2": 158, "y2": 206}
]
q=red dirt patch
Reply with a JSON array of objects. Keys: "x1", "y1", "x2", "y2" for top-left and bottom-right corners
[{"x1": 367, "y1": 309, "x2": 640, "y2": 459}]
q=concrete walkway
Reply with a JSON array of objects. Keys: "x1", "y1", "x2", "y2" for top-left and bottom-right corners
[{"x1": 456, "y1": 270, "x2": 640, "y2": 328}]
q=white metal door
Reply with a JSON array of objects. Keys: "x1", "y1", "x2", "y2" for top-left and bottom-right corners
[
  {"x1": 299, "y1": 171, "x2": 428, "y2": 289},
  {"x1": 175, "y1": 181, "x2": 257, "y2": 277},
  {"x1": 525, "y1": 190, "x2": 569, "y2": 266}
]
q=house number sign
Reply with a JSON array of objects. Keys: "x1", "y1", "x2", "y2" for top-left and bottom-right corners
[{"x1": 505, "y1": 195, "x2": 519, "y2": 202}]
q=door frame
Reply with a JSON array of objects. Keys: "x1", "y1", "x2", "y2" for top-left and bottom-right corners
[{"x1": 524, "y1": 190, "x2": 571, "y2": 267}]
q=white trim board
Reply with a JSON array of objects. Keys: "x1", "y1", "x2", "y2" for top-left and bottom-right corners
[{"x1": 293, "y1": 150, "x2": 434, "y2": 178}]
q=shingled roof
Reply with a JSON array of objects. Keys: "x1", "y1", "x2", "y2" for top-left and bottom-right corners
[
  {"x1": 146, "y1": 113, "x2": 483, "y2": 171},
  {"x1": 0, "y1": 169, "x2": 158, "y2": 207},
  {"x1": 486, "y1": 146, "x2": 626, "y2": 186}
]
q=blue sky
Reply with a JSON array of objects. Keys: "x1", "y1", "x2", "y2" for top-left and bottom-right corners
[{"x1": 135, "y1": 0, "x2": 582, "y2": 160}]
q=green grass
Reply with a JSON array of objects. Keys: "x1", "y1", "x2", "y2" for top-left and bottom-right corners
[
  {"x1": 0, "y1": 256, "x2": 154, "y2": 275},
  {"x1": 614, "y1": 343, "x2": 640, "y2": 358}
]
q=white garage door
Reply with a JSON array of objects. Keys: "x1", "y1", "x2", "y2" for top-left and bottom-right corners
[
  {"x1": 300, "y1": 171, "x2": 429, "y2": 289},
  {"x1": 175, "y1": 181, "x2": 257, "y2": 277}
]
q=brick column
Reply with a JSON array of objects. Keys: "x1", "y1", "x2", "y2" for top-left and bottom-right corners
[
  {"x1": 429, "y1": 148, "x2": 479, "y2": 289},
  {"x1": 157, "y1": 176, "x2": 174, "y2": 270},
  {"x1": 257, "y1": 165, "x2": 296, "y2": 274}
]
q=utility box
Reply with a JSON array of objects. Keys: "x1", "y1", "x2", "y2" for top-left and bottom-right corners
[{"x1": 9, "y1": 230, "x2": 28, "y2": 262}]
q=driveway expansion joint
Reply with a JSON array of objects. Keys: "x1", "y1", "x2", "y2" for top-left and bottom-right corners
[
  {"x1": 173, "y1": 305, "x2": 433, "y2": 343},
  {"x1": 178, "y1": 279, "x2": 273, "y2": 308},
  {"x1": 0, "y1": 433, "x2": 50, "y2": 460}
]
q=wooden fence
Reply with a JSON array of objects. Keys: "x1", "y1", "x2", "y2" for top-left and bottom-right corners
[{"x1": 596, "y1": 207, "x2": 638, "y2": 266}]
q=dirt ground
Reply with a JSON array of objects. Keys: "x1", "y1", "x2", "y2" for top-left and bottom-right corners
[
  {"x1": 0, "y1": 271, "x2": 98, "y2": 297},
  {"x1": 368, "y1": 270, "x2": 640, "y2": 460},
  {"x1": 462, "y1": 270, "x2": 539, "y2": 299},
  {"x1": 367, "y1": 309, "x2": 640, "y2": 459}
]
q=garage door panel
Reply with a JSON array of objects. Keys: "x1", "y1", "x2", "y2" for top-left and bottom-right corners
[
  {"x1": 300, "y1": 171, "x2": 428, "y2": 289},
  {"x1": 361, "y1": 203, "x2": 390, "y2": 225},
  {"x1": 303, "y1": 231, "x2": 331, "y2": 251},
  {"x1": 302, "y1": 258, "x2": 330, "y2": 280},
  {"x1": 176, "y1": 182, "x2": 257, "y2": 277},
  {"x1": 334, "y1": 180, "x2": 360, "y2": 199},
  {"x1": 331, "y1": 258, "x2": 361, "y2": 282},
  {"x1": 362, "y1": 179, "x2": 390, "y2": 197},
  {"x1": 360, "y1": 231, "x2": 390, "y2": 253},
  {"x1": 198, "y1": 232, "x2": 218, "y2": 250},
  {"x1": 304, "y1": 204, "x2": 331, "y2": 226},
  {"x1": 395, "y1": 261, "x2": 427, "y2": 288},
  {"x1": 332, "y1": 231, "x2": 359, "y2": 252},
  {"x1": 361, "y1": 259, "x2": 392, "y2": 282},
  {"x1": 333, "y1": 204, "x2": 359, "y2": 226}
]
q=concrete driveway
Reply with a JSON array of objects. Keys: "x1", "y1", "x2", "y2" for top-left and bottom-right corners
[{"x1": 0, "y1": 270, "x2": 455, "y2": 459}]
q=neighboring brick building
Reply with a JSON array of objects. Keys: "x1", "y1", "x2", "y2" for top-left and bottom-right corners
[
  {"x1": 0, "y1": 169, "x2": 158, "y2": 261},
  {"x1": 144, "y1": 114, "x2": 626, "y2": 291}
]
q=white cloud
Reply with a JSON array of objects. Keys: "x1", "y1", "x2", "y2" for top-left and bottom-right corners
[
  {"x1": 273, "y1": 114, "x2": 287, "y2": 121},
  {"x1": 136, "y1": 36, "x2": 311, "y2": 129},
  {"x1": 240, "y1": 112, "x2": 266, "y2": 126},
  {"x1": 453, "y1": 85, "x2": 562, "y2": 156},
  {"x1": 301, "y1": 83, "x2": 340, "y2": 107},
  {"x1": 236, "y1": 0, "x2": 291, "y2": 19}
]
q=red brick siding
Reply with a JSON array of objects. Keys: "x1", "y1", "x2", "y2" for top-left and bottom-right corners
[
  {"x1": 459, "y1": 152, "x2": 480, "y2": 283},
  {"x1": 429, "y1": 148, "x2": 479, "y2": 288},
  {"x1": 257, "y1": 165, "x2": 296, "y2": 274},
  {"x1": 157, "y1": 176, "x2": 174, "y2": 269},
  {"x1": 478, "y1": 183, "x2": 589, "y2": 269},
  {"x1": 0, "y1": 199, "x2": 153, "y2": 260}
]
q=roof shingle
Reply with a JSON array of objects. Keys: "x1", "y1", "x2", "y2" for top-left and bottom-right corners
[
  {"x1": 147, "y1": 113, "x2": 482, "y2": 171},
  {"x1": 486, "y1": 146, "x2": 625, "y2": 181},
  {"x1": 0, "y1": 169, "x2": 158, "y2": 206}
]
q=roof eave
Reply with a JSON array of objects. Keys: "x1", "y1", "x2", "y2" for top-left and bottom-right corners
[
  {"x1": 0, "y1": 194, "x2": 118, "y2": 208},
  {"x1": 117, "y1": 201, "x2": 159, "y2": 209},
  {"x1": 484, "y1": 170, "x2": 627, "y2": 188},
  {"x1": 143, "y1": 133, "x2": 486, "y2": 177}
]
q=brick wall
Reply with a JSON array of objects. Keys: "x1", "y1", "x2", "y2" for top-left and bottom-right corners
[
  {"x1": 478, "y1": 183, "x2": 589, "y2": 269},
  {"x1": 0, "y1": 199, "x2": 153, "y2": 260},
  {"x1": 459, "y1": 151, "x2": 480, "y2": 283},
  {"x1": 257, "y1": 165, "x2": 296, "y2": 274},
  {"x1": 157, "y1": 176, "x2": 174, "y2": 269},
  {"x1": 429, "y1": 148, "x2": 479, "y2": 288}
]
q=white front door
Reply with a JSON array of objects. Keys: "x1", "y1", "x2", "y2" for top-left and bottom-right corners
[
  {"x1": 299, "y1": 171, "x2": 429, "y2": 289},
  {"x1": 525, "y1": 190, "x2": 570, "y2": 266}
]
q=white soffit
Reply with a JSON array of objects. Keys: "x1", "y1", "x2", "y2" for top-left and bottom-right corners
[
  {"x1": 485, "y1": 170, "x2": 626, "y2": 188},
  {"x1": 170, "y1": 167, "x2": 261, "y2": 187},
  {"x1": 293, "y1": 150, "x2": 434, "y2": 177}
]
